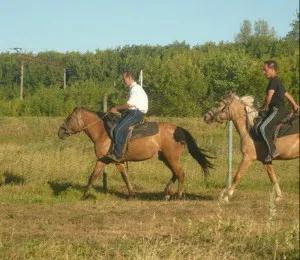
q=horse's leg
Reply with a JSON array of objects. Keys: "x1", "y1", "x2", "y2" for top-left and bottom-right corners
[
  {"x1": 163, "y1": 173, "x2": 177, "y2": 201},
  {"x1": 221, "y1": 157, "x2": 254, "y2": 202},
  {"x1": 160, "y1": 157, "x2": 177, "y2": 200},
  {"x1": 263, "y1": 163, "x2": 282, "y2": 201},
  {"x1": 115, "y1": 163, "x2": 134, "y2": 199},
  {"x1": 159, "y1": 154, "x2": 179, "y2": 200},
  {"x1": 82, "y1": 160, "x2": 105, "y2": 200},
  {"x1": 164, "y1": 159, "x2": 185, "y2": 200}
]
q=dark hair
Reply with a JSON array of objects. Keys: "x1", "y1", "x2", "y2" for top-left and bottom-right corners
[
  {"x1": 264, "y1": 60, "x2": 278, "y2": 72},
  {"x1": 123, "y1": 71, "x2": 136, "y2": 80}
]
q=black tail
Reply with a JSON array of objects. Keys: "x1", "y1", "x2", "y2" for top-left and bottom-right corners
[{"x1": 174, "y1": 127, "x2": 214, "y2": 177}]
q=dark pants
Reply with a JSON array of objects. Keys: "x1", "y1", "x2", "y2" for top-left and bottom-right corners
[
  {"x1": 259, "y1": 106, "x2": 287, "y2": 154},
  {"x1": 113, "y1": 109, "x2": 143, "y2": 158}
]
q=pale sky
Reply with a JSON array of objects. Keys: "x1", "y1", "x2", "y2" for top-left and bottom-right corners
[{"x1": 0, "y1": 0, "x2": 298, "y2": 53}]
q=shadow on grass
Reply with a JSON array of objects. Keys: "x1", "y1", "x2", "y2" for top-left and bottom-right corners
[
  {"x1": 47, "y1": 180, "x2": 214, "y2": 201},
  {"x1": 1, "y1": 171, "x2": 25, "y2": 185},
  {"x1": 47, "y1": 180, "x2": 86, "y2": 196},
  {"x1": 94, "y1": 185, "x2": 214, "y2": 201}
]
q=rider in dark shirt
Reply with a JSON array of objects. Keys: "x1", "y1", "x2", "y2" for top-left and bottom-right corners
[{"x1": 259, "y1": 60, "x2": 299, "y2": 163}]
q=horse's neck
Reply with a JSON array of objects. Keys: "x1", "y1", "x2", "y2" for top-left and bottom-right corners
[
  {"x1": 82, "y1": 111, "x2": 107, "y2": 143},
  {"x1": 231, "y1": 112, "x2": 252, "y2": 143}
]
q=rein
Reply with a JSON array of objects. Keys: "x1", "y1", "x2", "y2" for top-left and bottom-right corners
[{"x1": 81, "y1": 112, "x2": 109, "y2": 131}]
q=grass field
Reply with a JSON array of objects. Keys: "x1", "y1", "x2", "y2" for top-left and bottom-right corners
[{"x1": 0, "y1": 116, "x2": 299, "y2": 259}]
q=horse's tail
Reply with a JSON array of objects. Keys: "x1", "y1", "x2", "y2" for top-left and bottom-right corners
[{"x1": 174, "y1": 127, "x2": 214, "y2": 177}]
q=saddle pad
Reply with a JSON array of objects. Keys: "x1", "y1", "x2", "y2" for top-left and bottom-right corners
[
  {"x1": 129, "y1": 122, "x2": 159, "y2": 141},
  {"x1": 274, "y1": 116, "x2": 299, "y2": 142}
]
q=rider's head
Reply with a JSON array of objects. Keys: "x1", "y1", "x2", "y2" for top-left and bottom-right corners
[
  {"x1": 263, "y1": 60, "x2": 278, "y2": 79},
  {"x1": 122, "y1": 71, "x2": 136, "y2": 86}
]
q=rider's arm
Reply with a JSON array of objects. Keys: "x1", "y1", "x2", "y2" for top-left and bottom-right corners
[
  {"x1": 285, "y1": 92, "x2": 300, "y2": 112},
  {"x1": 259, "y1": 89, "x2": 275, "y2": 111},
  {"x1": 110, "y1": 103, "x2": 134, "y2": 113}
]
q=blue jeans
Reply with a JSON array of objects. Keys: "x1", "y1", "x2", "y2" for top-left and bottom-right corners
[{"x1": 113, "y1": 109, "x2": 143, "y2": 158}]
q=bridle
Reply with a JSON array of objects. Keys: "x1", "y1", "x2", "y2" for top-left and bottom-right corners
[
  {"x1": 60, "y1": 108, "x2": 109, "y2": 135},
  {"x1": 206, "y1": 96, "x2": 258, "y2": 124},
  {"x1": 205, "y1": 97, "x2": 233, "y2": 123}
]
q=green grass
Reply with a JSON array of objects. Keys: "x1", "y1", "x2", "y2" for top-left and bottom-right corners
[{"x1": 0, "y1": 116, "x2": 298, "y2": 259}]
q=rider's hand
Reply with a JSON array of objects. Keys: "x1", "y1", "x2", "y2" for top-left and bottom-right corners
[
  {"x1": 293, "y1": 104, "x2": 299, "y2": 113},
  {"x1": 258, "y1": 107, "x2": 266, "y2": 112},
  {"x1": 110, "y1": 107, "x2": 118, "y2": 114}
]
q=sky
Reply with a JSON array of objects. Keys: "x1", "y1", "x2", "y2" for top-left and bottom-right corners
[{"x1": 0, "y1": 0, "x2": 299, "y2": 53}]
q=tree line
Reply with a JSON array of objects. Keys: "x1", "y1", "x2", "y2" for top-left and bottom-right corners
[{"x1": 0, "y1": 16, "x2": 299, "y2": 117}]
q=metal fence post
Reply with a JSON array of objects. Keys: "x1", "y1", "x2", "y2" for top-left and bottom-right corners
[
  {"x1": 103, "y1": 93, "x2": 108, "y2": 193},
  {"x1": 227, "y1": 121, "x2": 233, "y2": 187}
]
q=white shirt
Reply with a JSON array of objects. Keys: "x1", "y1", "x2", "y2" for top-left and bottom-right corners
[{"x1": 127, "y1": 82, "x2": 148, "y2": 114}]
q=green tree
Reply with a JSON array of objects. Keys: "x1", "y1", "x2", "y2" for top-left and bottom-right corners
[{"x1": 285, "y1": 11, "x2": 299, "y2": 43}]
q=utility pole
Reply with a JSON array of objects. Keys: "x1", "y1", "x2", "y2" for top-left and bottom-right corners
[
  {"x1": 11, "y1": 48, "x2": 67, "y2": 98},
  {"x1": 63, "y1": 68, "x2": 67, "y2": 89},
  {"x1": 20, "y1": 60, "x2": 24, "y2": 100},
  {"x1": 12, "y1": 48, "x2": 24, "y2": 100}
]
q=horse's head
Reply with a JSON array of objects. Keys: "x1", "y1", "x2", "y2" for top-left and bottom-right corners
[
  {"x1": 203, "y1": 92, "x2": 236, "y2": 124},
  {"x1": 58, "y1": 107, "x2": 85, "y2": 140}
]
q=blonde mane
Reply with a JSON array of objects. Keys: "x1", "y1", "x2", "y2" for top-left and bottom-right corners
[{"x1": 233, "y1": 94, "x2": 258, "y2": 127}]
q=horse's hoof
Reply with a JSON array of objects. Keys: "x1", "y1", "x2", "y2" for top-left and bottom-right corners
[
  {"x1": 164, "y1": 195, "x2": 171, "y2": 201},
  {"x1": 81, "y1": 194, "x2": 88, "y2": 200},
  {"x1": 219, "y1": 196, "x2": 229, "y2": 203},
  {"x1": 219, "y1": 193, "x2": 229, "y2": 202},
  {"x1": 222, "y1": 196, "x2": 229, "y2": 203},
  {"x1": 177, "y1": 195, "x2": 184, "y2": 200},
  {"x1": 127, "y1": 196, "x2": 135, "y2": 201},
  {"x1": 275, "y1": 196, "x2": 282, "y2": 202}
]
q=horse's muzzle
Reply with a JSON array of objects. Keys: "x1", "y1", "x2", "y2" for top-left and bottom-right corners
[
  {"x1": 58, "y1": 127, "x2": 67, "y2": 140},
  {"x1": 203, "y1": 113, "x2": 213, "y2": 124}
]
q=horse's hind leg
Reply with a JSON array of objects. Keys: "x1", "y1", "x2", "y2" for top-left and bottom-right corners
[
  {"x1": 163, "y1": 174, "x2": 177, "y2": 201},
  {"x1": 115, "y1": 163, "x2": 134, "y2": 199},
  {"x1": 159, "y1": 154, "x2": 179, "y2": 200},
  {"x1": 82, "y1": 160, "x2": 105, "y2": 200},
  {"x1": 163, "y1": 158, "x2": 185, "y2": 200},
  {"x1": 263, "y1": 163, "x2": 282, "y2": 201}
]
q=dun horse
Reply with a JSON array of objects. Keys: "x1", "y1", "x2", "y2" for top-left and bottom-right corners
[
  {"x1": 58, "y1": 107, "x2": 214, "y2": 200},
  {"x1": 204, "y1": 92, "x2": 299, "y2": 202}
]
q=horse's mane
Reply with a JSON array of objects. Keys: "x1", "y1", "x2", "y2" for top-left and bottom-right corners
[
  {"x1": 75, "y1": 106, "x2": 106, "y2": 118},
  {"x1": 96, "y1": 111, "x2": 106, "y2": 118},
  {"x1": 233, "y1": 95, "x2": 258, "y2": 127}
]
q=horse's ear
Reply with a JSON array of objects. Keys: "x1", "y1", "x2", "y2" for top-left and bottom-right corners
[
  {"x1": 74, "y1": 106, "x2": 84, "y2": 112},
  {"x1": 228, "y1": 91, "x2": 236, "y2": 98}
]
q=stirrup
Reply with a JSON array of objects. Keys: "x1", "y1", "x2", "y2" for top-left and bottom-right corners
[{"x1": 106, "y1": 153, "x2": 122, "y2": 162}]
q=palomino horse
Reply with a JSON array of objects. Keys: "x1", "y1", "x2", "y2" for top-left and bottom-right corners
[
  {"x1": 58, "y1": 107, "x2": 214, "y2": 200},
  {"x1": 203, "y1": 92, "x2": 299, "y2": 202}
]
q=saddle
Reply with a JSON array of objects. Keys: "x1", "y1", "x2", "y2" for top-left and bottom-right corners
[
  {"x1": 251, "y1": 111, "x2": 299, "y2": 142},
  {"x1": 98, "y1": 111, "x2": 159, "y2": 142}
]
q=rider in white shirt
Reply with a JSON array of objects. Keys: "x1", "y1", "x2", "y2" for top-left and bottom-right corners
[{"x1": 107, "y1": 71, "x2": 148, "y2": 162}]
